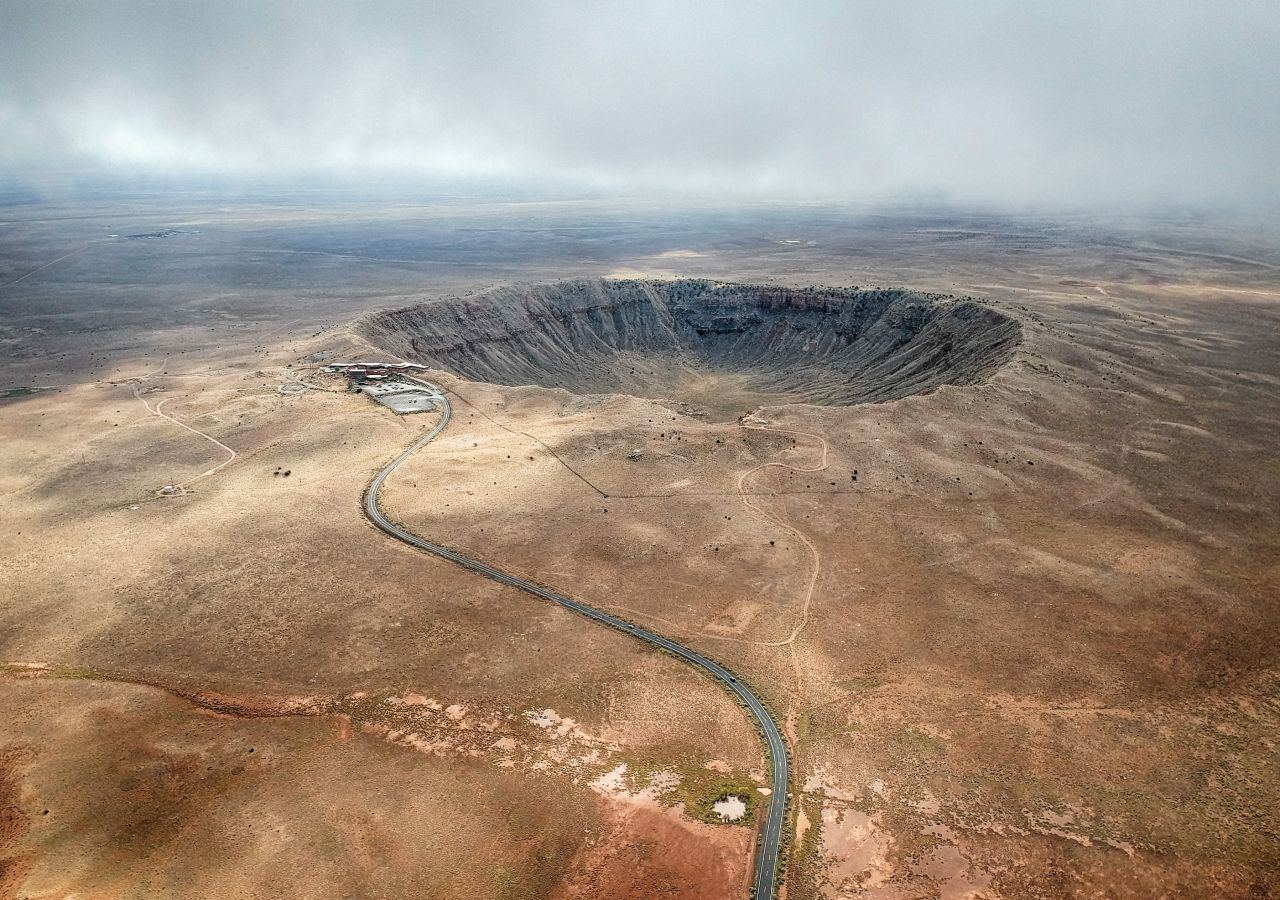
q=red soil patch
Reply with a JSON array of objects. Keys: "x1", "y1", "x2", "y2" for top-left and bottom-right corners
[
  {"x1": 554, "y1": 793, "x2": 751, "y2": 899},
  {"x1": 0, "y1": 751, "x2": 32, "y2": 900}
]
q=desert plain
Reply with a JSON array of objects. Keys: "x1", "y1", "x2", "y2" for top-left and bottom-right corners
[{"x1": 1, "y1": 191, "x2": 1278, "y2": 898}]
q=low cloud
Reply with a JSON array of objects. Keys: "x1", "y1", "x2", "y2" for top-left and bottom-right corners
[{"x1": 2, "y1": 1, "x2": 1278, "y2": 205}]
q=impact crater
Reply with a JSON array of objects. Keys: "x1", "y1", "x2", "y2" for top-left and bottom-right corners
[{"x1": 359, "y1": 279, "x2": 1020, "y2": 418}]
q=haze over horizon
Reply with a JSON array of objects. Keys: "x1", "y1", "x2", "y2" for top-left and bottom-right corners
[{"x1": 3, "y1": 1, "x2": 1279, "y2": 207}]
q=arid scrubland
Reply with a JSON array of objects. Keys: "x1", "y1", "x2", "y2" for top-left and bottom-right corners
[{"x1": 2, "y1": 199, "x2": 1277, "y2": 897}]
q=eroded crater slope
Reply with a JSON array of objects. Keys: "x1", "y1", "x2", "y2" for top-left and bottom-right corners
[{"x1": 359, "y1": 279, "x2": 1020, "y2": 415}]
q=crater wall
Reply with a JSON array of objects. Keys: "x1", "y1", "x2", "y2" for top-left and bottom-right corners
[{"x1": 358, "y1": 279, "x2": 1021, "y2": 412}]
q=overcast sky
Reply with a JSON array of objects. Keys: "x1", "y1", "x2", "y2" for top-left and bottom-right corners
[{"x1": 2, "y1": 1, "x2": 1278, "y2": 205}]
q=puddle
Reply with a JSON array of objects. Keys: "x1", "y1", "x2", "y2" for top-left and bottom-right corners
[{"x1": 712, "y1": 795, "x2": 747, "y2": 822}]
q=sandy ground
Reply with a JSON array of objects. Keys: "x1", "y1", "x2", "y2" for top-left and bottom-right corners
[
  {"x1": 375, "y1": 274, "x2": 1280, "y2": 897},
  {"x1": 1, "y1": 198, "x2": 1278, "y2": 897}
]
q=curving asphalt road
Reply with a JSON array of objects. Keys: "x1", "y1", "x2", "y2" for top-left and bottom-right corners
[{"x1": 363, "y1": 379, "x2": 789, "y2": 899}]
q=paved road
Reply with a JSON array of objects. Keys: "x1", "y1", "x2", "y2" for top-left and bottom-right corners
[{"x1": 363, "y1": 379, "x2": 789, "y2": 899}]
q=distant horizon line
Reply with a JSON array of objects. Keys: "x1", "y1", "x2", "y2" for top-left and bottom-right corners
[{"x1": 2, "y1": 170, "x2": 1277, "y2": 219}]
